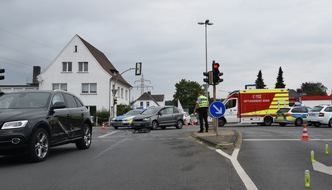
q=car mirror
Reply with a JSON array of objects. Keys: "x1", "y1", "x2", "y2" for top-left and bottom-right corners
[{"x1": 51, "y1": 102, "x2": 66, "y2": 109}]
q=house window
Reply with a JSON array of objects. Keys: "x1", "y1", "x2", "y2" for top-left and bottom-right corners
[
  {"x1": 62, "y1": 62, "x2": 72, "y2": 72},
  {"x1": 82, "y1": 83, "x2": 97, "y2": 94},
  {"x1": 125, "y1": 90, "x2": 128, "y2": 100},
  {"x1": 75, "y1": 45, "x2": 78, "y2": 52},
  {"x1": 117, "y1": 87, "x2": 120, "y2": 98},
  {"x1": 78, "y1": 62, "x2": 88, "y2": 72},
  {"x1": 140, "y1": 102, "x2": 143, "y2": 107},
  {"x1": 146, "y1": 102, "x2": 150, "y2": 107},
  {"x1": 121, "y1": 88, "x2": 123, "y2": 99},
  {"x1": 52, "y1": 83, "x2": 67, "y2": 91}
]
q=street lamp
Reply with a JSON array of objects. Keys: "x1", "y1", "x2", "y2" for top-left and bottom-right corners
[
  {"x1": 198, "y1": 19, "x2": 213, "y2": 97},
  {"x1": 110, "y1": 67, "x2": 134, "y2": 120}
]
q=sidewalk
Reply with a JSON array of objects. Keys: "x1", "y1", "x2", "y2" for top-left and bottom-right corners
[{"x1": 191, "y1": 129, "x2": 241, "y2": 149}]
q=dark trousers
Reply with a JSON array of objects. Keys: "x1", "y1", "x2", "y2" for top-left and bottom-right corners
[{"x1": 198, "y1": 107, "x2": 209, "y2": 132}]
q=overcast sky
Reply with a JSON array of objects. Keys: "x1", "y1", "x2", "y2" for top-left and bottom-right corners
[{"x1": 1, "y1": 0, "x2": 331, "y2": 100}]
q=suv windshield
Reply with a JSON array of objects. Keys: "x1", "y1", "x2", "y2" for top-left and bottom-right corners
[
  {"x1": 141, "y1": 107, "x2": 160, "y2": 115},
  {"x1": 0, "y1": 92, "x2": 51, "y2": 109}
]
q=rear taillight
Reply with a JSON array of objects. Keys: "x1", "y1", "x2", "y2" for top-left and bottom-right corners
[{"x1": 319, "y1": 112, "x2": 325, "y2": 117}]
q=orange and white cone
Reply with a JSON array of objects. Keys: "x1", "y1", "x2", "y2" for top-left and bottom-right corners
[
  {"x1": 191, "y1": 121, "x2": 195, "y2": 127},
  {"x1": 301, "y1": 124, "x2": 310, "y2": 141},
  {"x1": 102, "y1": 122, "x2": 106, "y2": 130},
  {"x1": 185, "y1": 121, "x2": 188, "y2": 127}
]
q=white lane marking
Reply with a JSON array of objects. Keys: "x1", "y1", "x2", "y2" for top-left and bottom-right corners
[
  {"x1": 216, "y1": 149, "x2": 258, "y2": 190},
  {"x1": 244, "y1": 139, "x2": 332, "y2": 141},
  {"x1": 312, "y1": 160, "x2": 332, "y2": 175},
  {"x1": 98, "y1": 131, "x2": 118, "y2": 138}
]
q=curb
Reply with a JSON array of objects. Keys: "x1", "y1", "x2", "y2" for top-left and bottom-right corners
[{"x1": 191, "y1": 130, "x2": 241, "y2": 149}]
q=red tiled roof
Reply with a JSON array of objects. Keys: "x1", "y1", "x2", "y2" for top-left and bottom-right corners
[{"x1": 78, "y1": 35, "x2": 131, "y2": 87}]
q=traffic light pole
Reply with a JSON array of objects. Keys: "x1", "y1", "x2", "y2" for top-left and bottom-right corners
[{"x1": 213, "y1": 84, "x2": 218, "y2": 136}]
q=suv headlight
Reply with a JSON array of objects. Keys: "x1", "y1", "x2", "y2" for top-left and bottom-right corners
[
  {"x1": 2, "y1": 120, "x2": 28, "y2": 129},
  {"x1": 143, "y1": 117, "x2": 151, "y2": 121}
]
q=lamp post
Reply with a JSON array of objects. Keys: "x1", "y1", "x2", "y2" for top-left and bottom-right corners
[
  {"x1": 198, "y1": 19, "x2": 213, "y2": 97},
  {"x1": 110, "y1": 67, "x2": 134, "y2": 120}
]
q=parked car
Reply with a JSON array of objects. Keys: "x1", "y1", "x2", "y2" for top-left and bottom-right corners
[
  {"x1": 307, "y1": 105, "x2": 329, "y2": 127},
  {"x1": 275, "y1": 106, "x2": 309, "y2": 126},
  {"x1": 132, "y1": 106, "x2": 184, "y2": 130},
  {"x1": 318, "y1": 105, "x2": 332, "y2": 127},
  {"x1": 0, "y1": 90, "x2": 92, "y2": 162},
  {"x1": 111, "y1": 108, "x2": 144, "y2": 129}
]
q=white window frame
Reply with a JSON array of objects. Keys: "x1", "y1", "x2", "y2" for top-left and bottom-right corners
[
  {"x1": 82, "y1": 83, "x2": 97, "y2": 94},
  {"x1": 52, "y1": 83, "x2": 67, "y2": 91},
  {"x1": 62, "y1": 62, "x2": 72, "y2": 72},
  {"x1": 78, "y1": 62, "x2": 88, "y2": 72}
]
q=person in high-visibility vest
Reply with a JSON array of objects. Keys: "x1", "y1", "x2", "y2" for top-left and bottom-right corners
[{"x1": 194, "y1": 91, "x2": 209, "y2": 133}]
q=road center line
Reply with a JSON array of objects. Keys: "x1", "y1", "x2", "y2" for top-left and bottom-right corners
[{"x1": 98, "y1": 131, "x2": 118, "y2": 138}]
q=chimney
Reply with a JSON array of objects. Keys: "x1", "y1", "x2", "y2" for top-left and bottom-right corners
[{"x1": 32, "y1": 66, "x2": 41, "y2": 84}]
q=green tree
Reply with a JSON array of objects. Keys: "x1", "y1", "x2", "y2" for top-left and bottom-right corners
[
  {"x1": 173, "y1": 79, "x2": 202, "y2": 113},
  {"x1": 297, "y1": 82, "x2": 328, "y2": 96},
  {"x1": 117, "y1": 104, "x2": 132, "y2": 116},
  {"x1": 255, "y1": 70, "x2": 266, "y2": 89},
  {"x1": 275, "y1": 66, "x2": 286, "y2": 88}
]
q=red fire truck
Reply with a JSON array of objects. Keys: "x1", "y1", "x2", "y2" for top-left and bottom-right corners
[{"x1": 218, "y1": 89, "x2": 289, "y2": 127}]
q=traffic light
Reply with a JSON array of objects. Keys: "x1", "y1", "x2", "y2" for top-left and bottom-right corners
[
  {"x1": 114, "y1": 98, "x2": 117, "y2": 105},
  {"x1": 212, "y1": 61, "x2": 223, "y2": 85},
  {"x1": 0, "y1": 69, "x2": 4, "y2": 80},
  {"x1": 203, "y1": 71, "x2": 213, "y2": 85}
]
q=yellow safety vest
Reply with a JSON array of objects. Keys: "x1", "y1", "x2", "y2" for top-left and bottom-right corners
[{"x1": 198, "y1": 95, "x2": 209, "y2": 108}]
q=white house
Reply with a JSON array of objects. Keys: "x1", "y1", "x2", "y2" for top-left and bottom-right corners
[
  {"x1": 38, "y1": 34, "x2": 132, "y2": 117},
  {"x1": 132, "y1": 91, "x2": 165, "y2": 108}
]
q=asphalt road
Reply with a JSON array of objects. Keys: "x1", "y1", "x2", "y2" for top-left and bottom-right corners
[
  {"x1": 224, "y1": 124, "x2": 332, "y2": 190},
  {"x1": 0, "y1": 125, "x2": 245, "y2": 190},
  {"x1": 1, "y1": 125, "x2": 332, "y2": 190}
]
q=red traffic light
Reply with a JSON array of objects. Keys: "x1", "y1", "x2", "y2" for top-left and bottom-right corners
[{"x1": 213, "y1": 63, "x2": 219, "y2": 69}]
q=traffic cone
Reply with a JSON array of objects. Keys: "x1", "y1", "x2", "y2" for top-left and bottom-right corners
[
  {"x1": 301, "y1": 124, "x2": 310, "y2": 141},
  {"x1": 185, "y1": 121, "x2": 188, "y2": 127},
  {"x1": 191, "y1": 121, "x2": 195, "y2": 127},
  {"x1": 102, "y1": 122, "x2": 106, "y2": 130}
]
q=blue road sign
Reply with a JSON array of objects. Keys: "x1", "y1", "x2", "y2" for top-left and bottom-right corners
[{"x1": 209, "y1": 101, "x2": 226, "y2": 118}]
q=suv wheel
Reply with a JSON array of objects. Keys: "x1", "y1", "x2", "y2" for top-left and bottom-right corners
[
  {"x1": 295, "y1": 118, "x2": 303, "y2": 126},
  {"x1": 152, "y1": 121, "x2": 159, "y2": 130},
  {"x1": 76, "y1": 123, "x2": 92, "y2": 149},
  {"x1": 328, "y1": 119, "x2": 332, "y2": 128},
  {"x1": 27, "y1": 128, "x2": 49, "y2": 162},
  {"x1": 176, "y1": 120, "x2": 183, "y2": 129}
]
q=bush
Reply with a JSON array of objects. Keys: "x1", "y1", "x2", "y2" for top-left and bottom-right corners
[{"x1": 95, "y1": 108, "x2": 110, "y2": 126}]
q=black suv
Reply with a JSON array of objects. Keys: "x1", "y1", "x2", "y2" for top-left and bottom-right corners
[{"x1": 0, "y1": 90, "x2": 92, "y2": 162}]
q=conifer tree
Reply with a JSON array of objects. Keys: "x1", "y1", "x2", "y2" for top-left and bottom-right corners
[
  {"x1": 255, "y1": 70, "x2": 266, "y2": 89},
  {"x1": 275, "y1": 66, "x2": 286, "y2": 88}
]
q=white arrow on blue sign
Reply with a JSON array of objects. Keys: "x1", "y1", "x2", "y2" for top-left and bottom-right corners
[{"x1": 209, "y1": 101, "x2": 226, "y2": 118}]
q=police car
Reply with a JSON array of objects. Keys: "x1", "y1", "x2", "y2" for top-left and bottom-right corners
[
  {"x1": 275, "y1": 106, "x2": 309, "y2": 126},
  {"x1": 111, "y1": 108, "x2": 144, "y2": 129}
]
